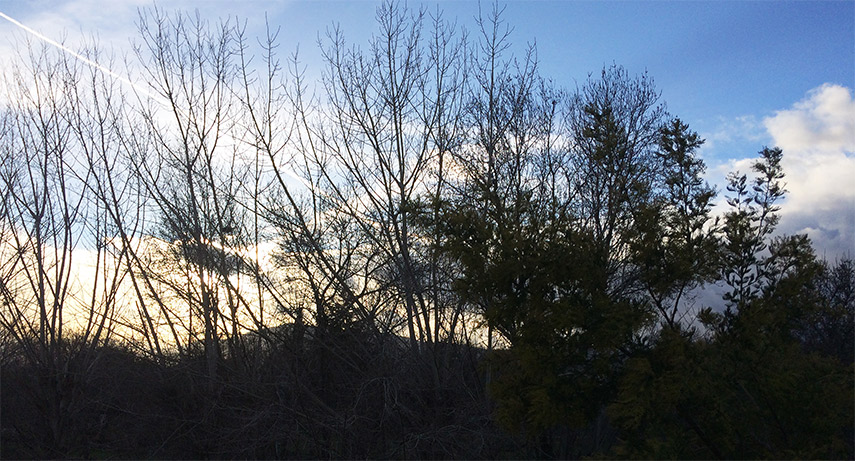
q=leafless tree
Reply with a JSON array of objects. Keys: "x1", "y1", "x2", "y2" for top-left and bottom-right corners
[
  {"x1": 303, "y1": 2, "x2": 470, "y2": 350},
  {"x1": 0, "y1": 37, "x2": 143, "y2": 453},
  {"x1": 129, "y1": 7, "x2": 251, "y2": 383}
]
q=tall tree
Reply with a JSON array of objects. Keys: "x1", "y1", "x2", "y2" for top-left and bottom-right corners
[
  {"x1": 631, "y1": 118, "x2": 718, "y2": 329},
  {"x1": 566, "y1": 65, "x2": 667, "y2": 301},
  {"x1": 0, "y1": 38, "x2": 140, "y2": 455},
  {"x1": 289, "y1": 1, "x2": 469, "y2": 352},
  {"x1": 719, "y1": 147, "x2": 786, "y2": 314},
  {"x1": 442, "y1": 61, "x2": 668, "y2": 455},
  {"x1": 131, "y1": 8, "x2": 250, "y2": 383}
]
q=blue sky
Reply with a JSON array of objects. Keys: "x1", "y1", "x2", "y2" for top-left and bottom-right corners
[{"x1": 1, "y1": 0, "x2": 853, "y2": 257}]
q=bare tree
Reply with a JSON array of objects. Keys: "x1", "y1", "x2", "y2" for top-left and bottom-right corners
[
  {"x1": 277, "y1": 2, "x2": 470, "y2": 355},
  {"x1": 0, "y1": 37, "x2": 142, "y2": 454},
  {"x1": 130, "y1": 8, "x2": 251, "y2": 383}
]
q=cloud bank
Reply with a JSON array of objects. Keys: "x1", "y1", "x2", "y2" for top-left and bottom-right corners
[{"x1": 763, "y1": 83, "x2": 855, "y2": 259}]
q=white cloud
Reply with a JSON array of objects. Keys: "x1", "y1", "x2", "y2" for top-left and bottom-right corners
[
  {"x1": 765, "y1": 84, "x2": 855, "y2": 154},
  {"x1": 763, "y1": 84, "x2": 855, "y2": 259}
]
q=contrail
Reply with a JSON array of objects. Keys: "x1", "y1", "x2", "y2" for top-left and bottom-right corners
[
  {"x1": 0, "y1": 9, "x2": 156, "y2": 99},
  {"x1": 0, "y1": 9, "x2": 316, "y2": 197}
]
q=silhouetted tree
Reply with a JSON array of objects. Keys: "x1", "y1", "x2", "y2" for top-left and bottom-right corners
[
  {"x1": 630, "y1": 118, "x2": 718, "y2": 329},
  {"x1": 1, "y1": 2, "x2": 851, "y2": 459},
  {"x1": 611, "y1": 148, "x2": 853, "y2": 459}
]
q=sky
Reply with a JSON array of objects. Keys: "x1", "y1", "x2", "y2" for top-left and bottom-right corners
[{"x1": 1, "y1": 0, "x2": 853, "y2": 259}]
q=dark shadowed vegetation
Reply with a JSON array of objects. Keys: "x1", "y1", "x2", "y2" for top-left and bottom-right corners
[{"x1": 1, "y1": 2, "x2": 852, "y2": 459}]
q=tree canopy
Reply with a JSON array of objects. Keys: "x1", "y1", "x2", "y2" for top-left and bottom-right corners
[{"x1": 1, "y1": 2, "x2": 851, "y2": 459}]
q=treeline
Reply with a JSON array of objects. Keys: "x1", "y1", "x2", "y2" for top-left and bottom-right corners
[{"x1": 0, "y1": 3, "x2": 852, "y2": 458}]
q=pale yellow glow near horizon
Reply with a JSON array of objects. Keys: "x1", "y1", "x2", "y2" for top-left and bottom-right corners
[
  {"x1": 0, "y1": 9, "x2": 495, "y2": 353},
  {"x1": 0, "y1": 232, "x2": 290, "y2": 349}
]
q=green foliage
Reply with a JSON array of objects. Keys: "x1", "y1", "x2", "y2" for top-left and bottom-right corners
[
  {"x1": 439, "y1": 59, "x2": 853, "y2": 458},
  {"x1": 630, "y1": 118, "x2": 718, "y2": 327},
  {"x1": 721, "y1": 147, "x2": 787, "y2": 312},
  {"x1": 795, "y1": 257, "x2": 855, "y2": 364},
  {"x1": 2, "y1": 2, "x2": 852, "y2": 458},
  {"x1": 611, "y1": 149, "x2": 853, "y2": 458},
  {"x1": 612, "y1": 305, "x2": 853, "y2": 458},
  {"x1": 442, "y1": 64, "x2": 665, "y2": 442}
]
